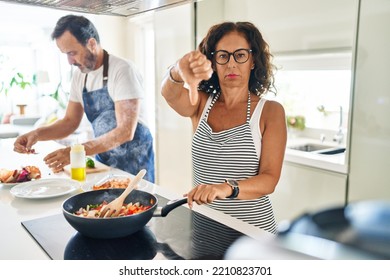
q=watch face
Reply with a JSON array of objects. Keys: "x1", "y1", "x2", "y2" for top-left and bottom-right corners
[{"x1": 227, "y1": 179, "x2": 238, "y2": 188}]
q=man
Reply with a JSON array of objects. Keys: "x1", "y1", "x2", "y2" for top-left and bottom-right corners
[{"x1": 13, "y1": 15, "x2": 155, "y2": 182}]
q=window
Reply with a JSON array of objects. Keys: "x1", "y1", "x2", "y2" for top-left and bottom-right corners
[{"x1": 273, "y1": 52, "x2": 352, "y2": 131}]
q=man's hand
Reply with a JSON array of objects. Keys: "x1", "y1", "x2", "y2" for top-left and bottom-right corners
[
  {"x1": 44, "y1": 147, "x2": 71, "y2": 173},
  {"x1": 14, "y1": 131, "x2": 39, "y2": 154}
]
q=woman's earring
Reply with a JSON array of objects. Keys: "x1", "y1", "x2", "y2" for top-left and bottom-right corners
[{"x1": 251, "y1": 65, "x2": 255, "y2": 70}]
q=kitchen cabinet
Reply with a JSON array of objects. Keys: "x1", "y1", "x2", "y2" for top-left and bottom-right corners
[
  {"x1": 196, "y1": 0, "x2": 358, "y2": 54},
  {"x1": 270, "y1": 162, "x2": 347, "y2": 223}
]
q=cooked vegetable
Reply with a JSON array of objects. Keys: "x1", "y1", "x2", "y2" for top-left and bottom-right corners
[
  {"x1": 86, "y1": 157, "x2": 95, "y2": 168},
  {"x1": 92, "y1": 177, "x2": 131, "y2": 190},
  {"x1": 74, "y1": 201, "x2": 151, "y2": 218}
]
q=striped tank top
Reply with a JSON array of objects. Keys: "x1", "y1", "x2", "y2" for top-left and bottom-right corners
[{"x1": 192, "y1": 91, "x2": 277, "y2": 234}]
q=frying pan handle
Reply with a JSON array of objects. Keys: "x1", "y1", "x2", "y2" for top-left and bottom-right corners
[{"x1": 158, "y1": 198, "x2": 188, "y2": 217}]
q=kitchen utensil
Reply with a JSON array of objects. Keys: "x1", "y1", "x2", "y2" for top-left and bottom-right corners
[
  {"x1": 276, "y1": 200, "x2": 390, "y2": 259},
  {"x1": 99, "y1": 169, "x2": 145, "y2": 217},
  {"x1": 62, "y1": 188, "x2": 188, "y2": 239}
]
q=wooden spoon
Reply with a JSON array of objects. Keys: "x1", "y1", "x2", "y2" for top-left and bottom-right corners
[{"x1": 99, "y1": 169, "x2": 146, "y2": 218}]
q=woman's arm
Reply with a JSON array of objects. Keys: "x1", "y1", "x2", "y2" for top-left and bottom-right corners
[
  {"x1": 161, "y1": 51, "x2": 213, "y2": 118},
  {"x1": 238, "y1": 100, "x2": 287, "y2": 199}
]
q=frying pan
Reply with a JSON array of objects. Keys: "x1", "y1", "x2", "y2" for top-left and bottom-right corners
[
  {"x1": 62, "y1": 188, "x2": 187, "y2": 239},
  {"x1": 278, "y1": 200, "x2": 390, "y2": 258}
]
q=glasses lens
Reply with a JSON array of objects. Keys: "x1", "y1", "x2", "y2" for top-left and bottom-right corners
[
  {"x1": 215, "y1": 50, "x2": 229, "y2": 65},
  {"x1": 233, "y1": 49, "x2": 250, "y2": 63}
]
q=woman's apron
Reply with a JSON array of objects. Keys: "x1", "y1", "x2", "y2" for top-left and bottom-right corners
[
  {"x1": 82, "y1": 50, "x2": 155, "y2": 182},
  {"x1": 192, "y1": 91, "x2": 277, "y2": 233}
]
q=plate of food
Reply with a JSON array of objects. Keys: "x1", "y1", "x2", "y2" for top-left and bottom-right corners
[
  {"x1": 0, "y1": 182, "x2": 19, "y2": 187},
  {"x1": 81, "y1": 174, "x2": 133, "y2": 192},
  {"x1": 0, "y1": 166, "x2": 42, "y2": 187},
  {"x1": 10, "y1": 178, "x2": 81, "y2": 199}
]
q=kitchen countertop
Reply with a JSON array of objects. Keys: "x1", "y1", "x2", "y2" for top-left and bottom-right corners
[
  {"x1": 285, "y1": 137, "x2": 348, "y2": 174},
  {"x1": 2, "y1": 138, "x2": 382, "y2": 260},
  {"x1": 0, "y1": 138, "x2": 272, "y2": 260}
]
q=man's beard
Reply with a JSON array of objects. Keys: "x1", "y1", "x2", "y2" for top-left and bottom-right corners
[{"x1": 76, "y1": 50, "x2": 97, "y2": 73}]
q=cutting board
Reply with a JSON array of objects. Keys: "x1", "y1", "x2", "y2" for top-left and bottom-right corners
[{"x1": 63, "y1": 160, "x2": 110, "y2": 175}]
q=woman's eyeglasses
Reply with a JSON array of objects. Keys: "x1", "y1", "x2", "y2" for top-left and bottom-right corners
[{"x1": 211, "y1": 48, "x2": 252, "y2": 65}]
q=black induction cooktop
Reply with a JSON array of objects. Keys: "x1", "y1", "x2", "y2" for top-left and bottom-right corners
[{"x1": 21, "y1": 195, "x2": 245, "y2": 260}]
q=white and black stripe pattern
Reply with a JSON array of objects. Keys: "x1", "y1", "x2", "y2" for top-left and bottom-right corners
[
  {"x1": 192, "y1": 92, "x2": 277, "y2": 234},
  {"x1": 190, "y1": 212, "x2": 244, "y2": 259}
]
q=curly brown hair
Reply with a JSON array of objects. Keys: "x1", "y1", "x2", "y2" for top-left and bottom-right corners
[{"x1": 198, "y1": 21, "x2": 276, "y2": 96}]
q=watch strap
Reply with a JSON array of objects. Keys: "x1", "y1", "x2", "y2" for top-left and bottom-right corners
[{"x1": 225, "y1": 179, "x2": 239, "y2": 199}]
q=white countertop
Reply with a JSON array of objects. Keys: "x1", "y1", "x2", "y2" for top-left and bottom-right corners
[
  {"x1": 0, "y1": 138, "x2": 271, "y2": 260},
  {"x1": 285, "y1": 137, "x2": 348, "y2": 174}
]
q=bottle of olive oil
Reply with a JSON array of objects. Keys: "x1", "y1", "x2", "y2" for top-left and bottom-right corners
[{"x1": 70, "y1": 143, "x2": 86, "y2": 181}]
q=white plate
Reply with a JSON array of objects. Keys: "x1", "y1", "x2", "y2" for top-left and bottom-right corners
[
  {"x1": 0, "y1": 180, "x2": 38, "y2": 187},
  {"x1": 1, "y1": 182, "x2": 19, "y2": 187},
  {"x1": 10, "y1": 178, "x2": 81, "y2": 199}
]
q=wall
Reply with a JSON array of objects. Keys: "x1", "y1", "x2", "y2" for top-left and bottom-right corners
[
  {"x1": 195, "y1": 0, "x2": 224, "y2": 43},
  {"x1": 348, "y1": 0, "x2": 390, "y2": 201},
  {"x1": 196, "y1": 0, "x2": 357, "y2": 54},
  {"x1": 93, "y1": 15, "x2": 128, "y2": 59},
  {"x1": 223, "y1": 0, "x2": 357, "y2": 53}
]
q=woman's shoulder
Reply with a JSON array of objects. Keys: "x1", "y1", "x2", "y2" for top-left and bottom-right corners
[
  {"x1": 262, "y1": 98, "x2": 284, "y2": 109},
  {"x1": 262, "y1": 98, "x2": 286, "y2": 118}
]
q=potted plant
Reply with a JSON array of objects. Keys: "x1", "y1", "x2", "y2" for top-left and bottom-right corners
[{"x1": 0, "y1": 71, "x2": 34, "y2": 123}]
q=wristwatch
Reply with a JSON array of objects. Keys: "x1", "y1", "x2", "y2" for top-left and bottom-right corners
[{"x1": 225, "y1": 179, "x2": 240, "y2": 199}]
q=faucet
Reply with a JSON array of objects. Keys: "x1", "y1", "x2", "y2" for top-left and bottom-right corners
[{"x1": 333, "y1": 106, "x2": 344, "y2": 144}]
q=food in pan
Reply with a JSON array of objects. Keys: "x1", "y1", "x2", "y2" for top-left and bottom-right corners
[
  {"x1": 92, "y1": 177, "x2": 131, "y2": 190},
  {"x1": 74, "y1": 200, "x2": 152, "y2": 218},
  {"x1": 0, "y1": 166, "x2": 41, "y2": 183}
]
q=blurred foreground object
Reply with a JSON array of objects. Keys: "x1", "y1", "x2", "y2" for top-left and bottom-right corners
[{"x1": 225, "y1": 200, "x2": 390, "y2": 259}]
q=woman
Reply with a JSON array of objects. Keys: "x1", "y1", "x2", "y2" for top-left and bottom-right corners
[{"x1": 161, "y1": 22, "x2": 286, "y2": 233}]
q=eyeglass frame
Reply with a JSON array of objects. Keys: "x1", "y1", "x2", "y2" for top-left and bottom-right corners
[{"x1": 211, "y1": 48, "x2": 253, "y2": 65}]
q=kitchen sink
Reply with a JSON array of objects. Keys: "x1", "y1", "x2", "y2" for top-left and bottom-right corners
[
  {"x1": 288, "y1": 142, "x2": 346, "y2": 156},
  {"x1": 288, "y1": 143, "x2": 335, "y2": 152},
  {"x1": 318, "y1": 148, "x2": 346, "y2": 155}
]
